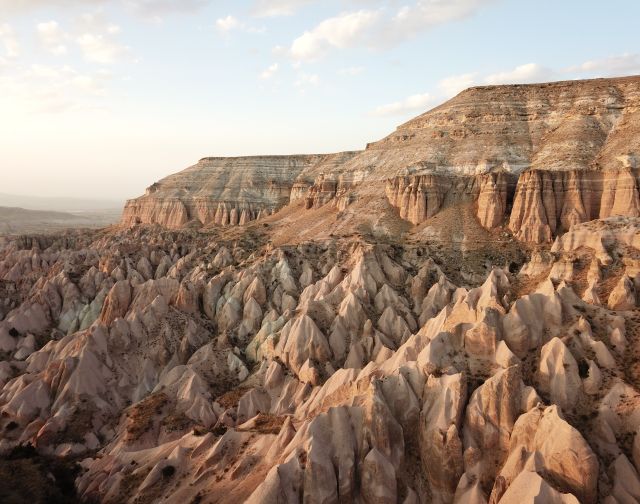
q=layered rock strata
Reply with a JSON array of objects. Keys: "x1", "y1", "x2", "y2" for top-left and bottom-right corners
[
  {"x1": 385, "y1": 172, "x2": 514, "y2": 228},
  {"x1": 122, "y1": 76, "x2": 640, "y2": 244},
  {"x1": 121, "y1": 153, "x2": 359, "y2": 228},
  {"x1": 509, "y1": 168, "x2": 640, "y2": 242}
]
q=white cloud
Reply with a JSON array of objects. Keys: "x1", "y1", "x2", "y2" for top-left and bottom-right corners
[
  {"x1": 76, "y1": 31, "x2": 129, "y2": 64},
  {"x1": 372, "y1": 92, "x2": 434, "y2": 116},
  {"x1": 338, "y1": 66, "x2": 365, "y2": 76},
  {"x1": 290, "y1": 9, "x2": 381, "y2": 61},
  {"x1": 69, "y1": 12, "x2": 132, "y2": 64},
  {"x1": 566, "y1": 53, "x2": 640, "y2": 77},
  {"x1": 37, "y1": 21, "x2": 69, "y2": 55},
  {"x1": 484, "y1": 63, "x2": 555, "y2": 85},
  {"x1": 438, "y1": 72, "x2": 476, "y2": 97},
  {"x1": 260, "y1": 62, "x2": 279, "y2": 80},
  {"x1": 215, "y1": 15, "x2": 264, "y2": 35},
  {"x1": 289, "y1": 0, "x2": 496, "y2": 61},
  {"x1": 124, "y1": 0, "x2": 210, "y2": 17},
  {"x1": 0, "y1": 23, "x2": 20, "y2": 59},
  {"x1": 252, "y1": 0, "x2": 315, "y2": 17},
  {"x1": 0, "y1": 63, "x2": 112, "y2": 113},
  {"x1": 33, "y1": 14, "x2": 130, "y2": 63},
  {"x1": 216, "y1": 15, "x2": 240, "y2": 33},
  {"x1": 387, "y1": 0, "x2": 495, "y2": 42},
  {"x1": 0, "y1": 1, "x2": 211, "y2": 17}
]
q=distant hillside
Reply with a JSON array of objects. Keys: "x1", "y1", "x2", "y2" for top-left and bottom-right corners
[
  {"x1": 0, "y1": 206, "x2": 121, "y2": 235},
  {"x1": 0, "y1": 193, "x2": 124, "y2": 212}
]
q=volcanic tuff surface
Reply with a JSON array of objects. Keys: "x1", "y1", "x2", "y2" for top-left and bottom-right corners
[
  {"x1": 2, "y1": 76, "x2": 640, "y2": 504},
  {"x1": 123, "y1": 76, "x2": 640, "y2": 242}
]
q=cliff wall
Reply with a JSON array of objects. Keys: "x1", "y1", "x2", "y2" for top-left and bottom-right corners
[{"x1": 122, "y1": 76, "x2": 640, "y2": 242}]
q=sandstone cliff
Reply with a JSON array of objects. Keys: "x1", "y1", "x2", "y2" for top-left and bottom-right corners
[
  {"x1": 509, "y1": 168, "x2": 640, "y2": 242},
  {"x1": 385, "y1": 172, "x2": 514, "y2": 228},
  {"x1": 122, "y1": 76, "x2": 640, "y2": 241},
  {"x1": 121, "y1": 153, "x2": 359, "y2": 228}
]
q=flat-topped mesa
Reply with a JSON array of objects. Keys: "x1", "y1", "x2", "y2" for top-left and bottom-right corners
[
  {"x1": 378, "y1": 76, "x2": 640, "y2": 237},
  {"x1": 123, "y1": 75, "x2": 640, "y2": 241},
  {"x1": 369, "y1": 75, "x2": 640, "y2": 176},
  {"x1": 121, "y1": 153, "x2": 360, "y2": 228}
]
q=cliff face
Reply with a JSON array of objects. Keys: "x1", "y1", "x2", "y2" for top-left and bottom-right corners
[
  {"x1": 121, "y1": 153, "x2": 359, "y2": 228},
  {"x1": 368, "y1": 75, "x2": 640, "y2": 175},
  {"x1": 122, "y1": 76, "x2": 640, "y2": 242},
  {"x1": 385, "y1": 172, "x2": 513, "y2": 228},
  {"x1": 509, "y1": 168, "x2": 640, "y2": 242}
]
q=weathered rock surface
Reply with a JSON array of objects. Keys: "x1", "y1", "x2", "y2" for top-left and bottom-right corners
[
  {"x1": 122, "y1": 153, "x2": 358, "y2": 228},
  {"x1": 3, "y1": 75, "x2": 640, "y2": 503},
  {"x1": 509, "y1": 168, "x2": 640, "y2": 242},
  {"x1": 122, "y1": 76, "x2": 640, "y2": 243},
  {"x1": 1, "y1": 213, "x2": 638, "y2": 503}
]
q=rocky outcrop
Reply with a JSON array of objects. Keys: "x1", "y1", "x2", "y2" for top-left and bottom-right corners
[
  {"x1": 1, "y1": 215, "x2": 640, "y2": 502},
  {"x1": 122, "y1": 76, "x2": 640, "y2": 241},
  {"x1": 385, "y1": 172, "x2": 513, "y2": 229},
  {"x1": 386, "y1": 166, "x2": 640, "y2": 238},
  {"x1": 509, "y1": 168, "x2": 640, "y2": 242},
  {"x1": 7, "y1": 75, "x2": 640, "y2": 503},
  {"x1": 122, "y1": 153, "x2": 359, "y2": 228},
  {"x1": 368, "y1": 76, "x2": 640, "y2": 176}
]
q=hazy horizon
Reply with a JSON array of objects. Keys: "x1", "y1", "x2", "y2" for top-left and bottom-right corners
[
  {"x1": 0, "y1": 191, "x2": 124, "y2": 211},
  {"x1": 2, "y1": 0, "x2": 639, "y2": 200}
]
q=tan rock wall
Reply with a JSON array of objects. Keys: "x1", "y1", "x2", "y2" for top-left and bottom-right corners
[
  {"x1": 509, "y1": 168, "x2": 640, "y2": 242},
  {"x1": 385, "y1": 172, "x2": 513, "y2": 228}
]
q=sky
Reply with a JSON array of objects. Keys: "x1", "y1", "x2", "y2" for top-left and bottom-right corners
[{"x1": 0, "y1": 0, "x2": 639, "y2": 201}]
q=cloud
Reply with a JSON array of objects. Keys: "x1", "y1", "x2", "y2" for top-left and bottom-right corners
[
  {"x1": 438, "y1": 72, "x2": 476, "y2": 96},
  {"x1": 0, "y1": 23, "x2": 20, "y2": 59},
  {"x1": 484, "y1": 63, "x2": 555, "y2": 85},
  {"x1": 260, "y1": 62, "x2": 279, "y2": 80},
  {"x1": 0, "y1": 0, "x2": 211, "y2": 17},
  {"x1": 387, "y1": 0, "x2": 495, "y2": 42},
  {"x1": 37, "y1": 21, "x2": 69, "y2": 55},
  {"x1": 33, "y1": 14, "x2": 130, "y2": 64},
  {"x1": 290, "y1": 10, "x2": 381, "y2": 61},
  {"x1": 76, "y1": 32, "x2": 129, "y2": 64},
  {"x1": 372, "y1": 92, "x2": 434, "y2": 116},
  {"x1": 566, "y1": 53, "x2": 640, "y2": 77},
  {"x1": 339, "y1": 66, "x2": 365, "y2": 76},
  {"x1": 252, "y1": 0, "x2": 315, "y2": 17},
  {"x1": 215, "y1": 15, "x2": 264, "y2": 35},
  {"x1": 72, "y1": 12, "x2": 131, "y2": 64},
  {"x1": 0, "y1": 63, "x2": 112, "y2": 113},
  {"x1": 215, "y1": 15, "x2": 241, "y2": 33},
  {"x1": 124, "y1": 0, "x2": 210, "y2": 17},
  {"x1": 289, "y1": 0, "x2": 496, "y2": 61}
]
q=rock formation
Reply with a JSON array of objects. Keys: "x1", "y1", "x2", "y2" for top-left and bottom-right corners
[
  {"x1": 122, "y1": 76, "x2": 640, "y2": 244},
  {"x1": 122, "y1": 153, "x2": 359, "y2": 228},
  {"x1": 2, "y1": 75, "x2": 640, "y2": 503}
]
